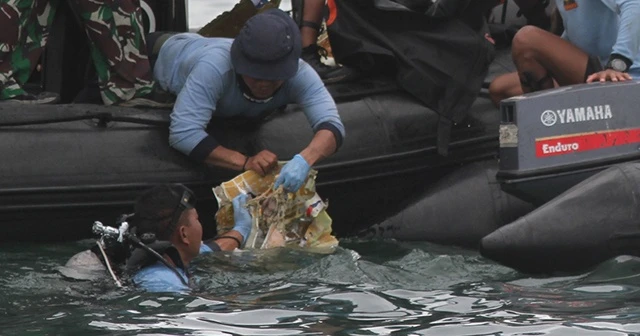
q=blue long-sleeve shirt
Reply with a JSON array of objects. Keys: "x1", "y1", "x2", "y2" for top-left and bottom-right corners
[
  {"x1": 153, "y1": 33, "x2": 345, "y2": 161},
  {"x1": 556, "y1": 0, "x2": 640, "y2": 78}
]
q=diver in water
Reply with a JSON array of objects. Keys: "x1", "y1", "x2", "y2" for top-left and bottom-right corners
[
  {"x1": 148, "y1": 8, "x2": 345, "y2": 193},
  {"x1": 127, "y1": 184, "x2": 252, "y2": 292},
  {"x1": 0, "y1": 0, "x2": 173, "y2": 107},
  {"x1": 488, "y1": 0, "x2": 640, "y2": 107},
  {"x1": 62, "y1": 184, "x2": 253, "y2": 293}
]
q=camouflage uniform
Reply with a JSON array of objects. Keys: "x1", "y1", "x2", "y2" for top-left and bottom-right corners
[{"x1": 0, "y1": 0, "x2": 153, "y2": 105}]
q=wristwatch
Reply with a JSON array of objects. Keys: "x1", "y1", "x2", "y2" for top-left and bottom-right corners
[{"x1": 606, "y1": 54, "x2": 631, "y2": 72}]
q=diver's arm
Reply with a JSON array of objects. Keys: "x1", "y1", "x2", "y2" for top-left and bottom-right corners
[
  {"x1": 206, "y1": 194, "x2": 252, "y2": 251},
  {"x1": 210, "y1": 230, "x2": 245, "y2": 251}
]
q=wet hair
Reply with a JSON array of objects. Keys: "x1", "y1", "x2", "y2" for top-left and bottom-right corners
[{"x1": 133, "y1": 184, "x2": 196, "y2": 241}]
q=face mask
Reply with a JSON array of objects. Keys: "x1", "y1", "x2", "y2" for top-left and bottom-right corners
[{"x1": 165, "y1": 187, "x2": 196, "y2": 235}]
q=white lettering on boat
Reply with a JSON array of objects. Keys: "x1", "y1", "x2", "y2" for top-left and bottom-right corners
[
  {"x1": 542, "y1": 142, "x2": 580, "y2": 154},
  {"x1": 541, "y1": 105, "x2": 612, "y2": 126}
]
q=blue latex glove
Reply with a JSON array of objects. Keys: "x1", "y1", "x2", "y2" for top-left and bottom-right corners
[
  {"x1": 232, "y1": 193, "x2": 252, "y2": 243},
  {"x1": 274, "y1": 154, "x2": 310, "y2": 192}
]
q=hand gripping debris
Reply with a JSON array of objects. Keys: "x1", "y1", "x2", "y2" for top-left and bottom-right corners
[{"x1": 212, "y1": 163, "x2": 338, "y2": 252}]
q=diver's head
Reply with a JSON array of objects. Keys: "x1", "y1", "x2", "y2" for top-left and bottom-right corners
[
  {"x1": 231, "y1": 8, "x2": 301, "y2": 100},
  {"x1": 133, "y1": 184, "x2": 202, "y2": 261}
]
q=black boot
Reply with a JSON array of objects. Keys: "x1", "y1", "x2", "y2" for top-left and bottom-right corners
[
  {"x1": 301, "y1": 44, "x2": 358, "y2": 84},
  {"x1": 117, "y1": 84, "x2": 175, "y2": 108}
]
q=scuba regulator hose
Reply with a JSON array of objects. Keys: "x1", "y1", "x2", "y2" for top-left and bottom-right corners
[{"x1": 92, "y1": 221, "x2": 189, "y2": 287}]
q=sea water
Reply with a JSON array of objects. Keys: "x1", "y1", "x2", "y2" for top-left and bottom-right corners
[
  {"x1": 3, "y1": 240, "x2": 640, "y2": 335},
  {"x1": 3, "y1": 1, "x2": 640, "y2": 335}
]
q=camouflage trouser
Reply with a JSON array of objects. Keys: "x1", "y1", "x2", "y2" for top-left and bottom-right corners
[
  {"x1": 0, "y1": 0, "x2": 57, "y2": 99},
  {"x1": 0, "y1": 0, "x2": 154, "y2": 105},
  {"x1": 70, "y1": 0, "x2": 154, "y2": 105}
]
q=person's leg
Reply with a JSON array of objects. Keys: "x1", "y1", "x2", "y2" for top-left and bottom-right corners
[
  {"x1": 293, "y1": 0, "x2": 357, "y2": 83},
  {"x1": 512, "y1": 26, "x2": 589, "y2": 93},
  {"x1": 489, "y1": 25, "x2": 591, "y2": 106},
  {"x1": 488, "y1": 26, "x2": 589, "y2": 106},
  {"x1": 68, "y1": 0, "x2": 167, "y2": 106},
  {"x1": 0, "y1": 0, "x2": 59, "y2": 103},
  {"x1": 299, "y1": 0, "x2": 323, "y2": 49},
  {"x1": 489, "y1": 71, "x2": 564, "y2": 107},
  {"x1": 489, "y1": 72, "x2": 523, "y2": 107}
]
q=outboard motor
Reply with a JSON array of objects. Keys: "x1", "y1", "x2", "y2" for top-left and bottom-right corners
[{"x1": 497, "y1": 81, "x2": 640, "y2": 205}]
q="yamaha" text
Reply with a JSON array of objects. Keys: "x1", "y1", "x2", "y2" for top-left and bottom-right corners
[
  {"x1": 557, "y1": 105, "x2": 612, "y2": 124},
  {"x1": 541, "y1": 105, "x2": 613, "y2": 127}
]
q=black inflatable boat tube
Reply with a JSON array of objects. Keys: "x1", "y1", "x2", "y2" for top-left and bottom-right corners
[
  {"x1": 481, "y1": 162, "x2": 640, "y2": 274},
  {"x1": 359, "y1": 160, "x2": 535, "y2": 247}
]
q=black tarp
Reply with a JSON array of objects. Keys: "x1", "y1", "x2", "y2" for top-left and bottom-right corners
[{"x1": 326, "y1": 0, "x2": 496, "y2": 154}]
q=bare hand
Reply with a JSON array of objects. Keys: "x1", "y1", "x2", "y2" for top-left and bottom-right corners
[
  {"x1": 586, "y1": 69, "x2": 632, "y2": 83},
  {"x1": 244, "y1": 150, "x2": 277, "y2": 176}
]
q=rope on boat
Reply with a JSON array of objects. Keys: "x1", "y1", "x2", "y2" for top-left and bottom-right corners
[{"x1": 0, "y1": 112, "x2": 169, "y2": 127}]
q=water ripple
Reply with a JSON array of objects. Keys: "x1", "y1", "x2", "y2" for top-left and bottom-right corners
[{"x1": 4, "y1": 242, "x2": 640, "y2": 335}]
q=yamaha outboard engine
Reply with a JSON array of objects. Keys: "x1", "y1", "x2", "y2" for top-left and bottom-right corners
[{"x1": 497, "y1": 81, "x2": 640, "y2": 205}]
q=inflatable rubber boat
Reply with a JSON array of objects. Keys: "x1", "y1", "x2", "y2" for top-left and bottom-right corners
[
  {"x1": 2, "y1": 75, "x2": 509, "y2": 243},
  {"x1": 483, "y1": 161, "x2": 640, "y2": 274},
  {"x1": 2, "y1": 0, "x2": 507, "y2": 243}
]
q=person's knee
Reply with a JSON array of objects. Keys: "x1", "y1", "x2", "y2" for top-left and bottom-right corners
[{"x1": 511, "y1": 25, "x2": 546, "y2": 60}]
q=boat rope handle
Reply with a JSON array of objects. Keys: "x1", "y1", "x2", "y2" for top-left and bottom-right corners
[{"x1": 0, "y1": 112, "x2": 169, "y2": 128}]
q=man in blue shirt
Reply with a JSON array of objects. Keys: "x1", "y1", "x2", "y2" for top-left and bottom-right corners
[
  {"x1": 130, "y1": 184, "x2": 253, "y2": 293},
  {"x1": 151, "y1": 8, "x2": 345, "y2": 193},
  {"x1": 489, "y1": 0, "x2": 640, "y2": 107}
]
